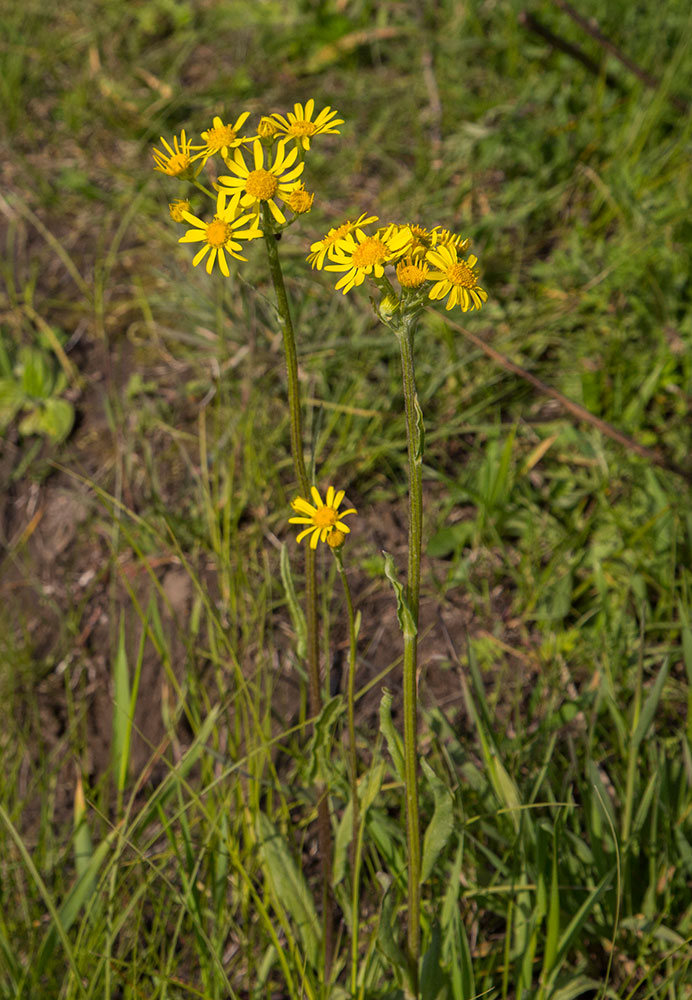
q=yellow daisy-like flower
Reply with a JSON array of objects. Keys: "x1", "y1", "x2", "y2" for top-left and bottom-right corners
[
  {"x1": 217, "y1": 139, "x2": 304, "y2": 224},
  {"x1": 325, "y1": 224, "x2": 412, "y2": 294},
  {"x1": 396, "y1": 256, "x2": 429, "y2": 289},
  {"x1": 257, "y1": 116, "x2": 279, "y2": 139},
  {"x1": 432, "y1": 227, "x2": 470, "y2": 253},
  {"x1": 152, "y1": 130, "x2": 199, "y2": 177},
  {"x1": 289, "y1": 486, "x2": 357, "y2": 549},
  {"x1": 285, "y1": 183, "x2": 314, "y2": 215},
  {"x1": 306, "y1": 213, "x2": 379, "y2": 270},
  {"x1": 178, "y1": 192, "x2": 262, "y2": 277},
  {"x1": 426, "y1": 245, "x2": 488, "y2": 312},
  {"x1": 198, "y1": 113, "x2": 251, "y2": 162},
  {"x1": 168, "y1": 199, "x2": 191, "y2": 223},
  {"x1": 271, "y1": 100, "x2": 344, "y2": 151}
]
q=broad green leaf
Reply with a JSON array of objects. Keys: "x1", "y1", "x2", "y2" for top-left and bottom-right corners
[
  {"x1": 256, "y1": 813, "x2": 321, "y2": 961},
  {"x1": 420, "y1": 759, "x2": 454, "y2": 884},
  {"x1": 304, "y1": 694, "x2": 343, "y2": 784},
  {"x1": 420, "y1": 923, "x2": 445, "y2": 1000},
  {"x1": 0, "y1": 376, "x2": 25, "y2": 428},
  {"x1": 383, "y1": 551, "x2": 417, "y2": 638},
  {"x1": 19, "y1": 347, "x2": 52, "y2": 399}
]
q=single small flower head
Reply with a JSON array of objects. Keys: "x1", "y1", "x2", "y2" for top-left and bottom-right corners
[
  {"x1": 178, "y1": 191, "x2": 262, "y2": 276},
  {"x1": 378, "y1": 294, "x2": 400, "y2": 320},
  {"x1": 198, "y1": 113, "x2": 251, "y2": 163},
  {"x1": 432, "y1": 227, "x2": 470, "y2": 254},
  {"x1": 306, "y1": 213, "x2": 379, "y2": 270},
  {"x1": 152, "y1": 130, "x2": 200, "y2": 178},
  {"x1": 286, "y1": 183, "x2": 314, "y2": 215},
  {"x1": 168, "y1": 199, "x2": 192, "y2": 223},
  {"x1": 396, "y1": 256, "x2": 429, "y2": 289},
  {"x1": 324, "y1": 224, "x2": 412, "y2": 294},
  {"x1": 426, "y1": 245, "x2": 488, "y2": 312},
  {"x1": 327, "y1": 530, "x2": 346, "y2": 549},
  {"x1": 217, "y1": 139, "x2": 304, "y2": 224},
  {"x1": 271, "y1": 99, "x2": 344, "y2": 151},
  {"x1": 289, "y1": 485, "x2": 357, "y2": 549},
  {"x1": 257, "y1": 116, "x2": 279, "y2": 139}
]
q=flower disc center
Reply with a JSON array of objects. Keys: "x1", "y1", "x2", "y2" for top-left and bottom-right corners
[
  {"x1": 289, "y1": 121, "x2": 316, "y2": 136},
  {"x1": 245, "y1": 169, "x2": 278, "y2": 200},
  {"x1": 352, "y1": 237, "x2": 387, "y2": 269},
  {"x1": 206, "y1": 219, "x2": 231, "y2": 248},
  {"x1": 313, "y1": 507, "x2": 337, "y2": 529},
  {"x1": 447, "y1": 261, "x2": 474, "y2": 287},
  {"x1": 166, "y1": 153, "x2": 190, "y2": 176}
]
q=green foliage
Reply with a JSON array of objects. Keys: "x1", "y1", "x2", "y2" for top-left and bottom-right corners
[{"x1": 0, "y1": 343, "x2": 74, "y2": 443}]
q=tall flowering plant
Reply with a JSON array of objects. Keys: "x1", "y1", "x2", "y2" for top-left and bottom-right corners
[{"x1": 154, "y1": 102, "x2": 488, "y2": 998}]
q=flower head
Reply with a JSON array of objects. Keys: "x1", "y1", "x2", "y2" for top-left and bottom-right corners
[
  {"x1": 257, "y1": 116, "x2": 279, "y2": 140},
  {"x1": 271, "y1": 100, "x2": 344, "y2": 151},
  {"x1": 217, "y1": 139, "x2": 305, "y2": 224},
  {"x1": 168, "y1": 199, "x2": 191, "y2": 223},
  {"x1": 306, "y1": 214, "x2": 378, "y2": 270},
  {"x1": 152, "y1": 130, "x2": 200, "y2": 178},
  {"x1": 289, "y1": 485, "x2": 357, "y2": 549},
  {"x1": 324, "y1": 224, "x2": 412, "y2": 294},
  {"x1": 425, "y1": 244, "x2": 488, "y2": 312},
  {"x1": 178, "y1": 192, "x2": 262, "y2": 276},
  {"x1": 396, "y1": 257, "x2": 429, "y2": 289},
  {"x1": 198, "y1": 113, "x2": 251, "y2": 163},
  {"x1": 285, "y1": 183, "x2": 314, "y2": 215},
  {"x1": 432, "y1": 228, "x2": 470, "y2": 254}
]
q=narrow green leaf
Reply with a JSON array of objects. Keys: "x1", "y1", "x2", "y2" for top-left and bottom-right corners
[
  {"x1": 541, "y1": 818, "x2": 561, "y2": 981},
  {"x1": 112, "y1": 614, "x2": 131, "y2": 795},
  {"x1": 632, "y1": 657, "x2": 670, "y2": 747},
  {"x1": 280, "y1": 542, "x2": 307, "y2": 659},
  {"x1": 72, "y1": 774, "x2": 93, "y2": 881},
  {"x1": 420, "y1": 759, "x2": 454, "y2": 884},
  {"x1": 547, "y1": 867, "x2": 615, "y2": 990},
  {"x1": 379, "y1": 688, "x2": 405, "y2": 784},
  {"x1": 375, "y1": 874, "x2": 410, "y2": 989}
]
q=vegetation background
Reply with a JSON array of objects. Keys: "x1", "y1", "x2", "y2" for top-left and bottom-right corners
[{"x1": 1, "y1": 0, "x2": 692, "y2": 997}]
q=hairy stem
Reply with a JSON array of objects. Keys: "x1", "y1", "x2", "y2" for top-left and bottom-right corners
[
  {"x1": 397, "y1": 318, "x2": 423, "y2": 995},
  {"x1": 261, "y1": 204, "x2": 335, "y2": 977}
]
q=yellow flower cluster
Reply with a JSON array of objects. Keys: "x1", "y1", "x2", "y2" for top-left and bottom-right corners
[
  {"x1": 153, "y1": 102, "x2": 341, "y2": 276},
  {"x1": 308, "y1": 219, "x2": 487, "y2": 312}
]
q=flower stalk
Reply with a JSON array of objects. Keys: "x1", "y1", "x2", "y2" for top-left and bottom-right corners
[
  {"x1": 396, "y1": 315, "x2": 423, "y2": 994},
  {"x1": 260, "y1": 202, "x2": 335, "y2": 977}
]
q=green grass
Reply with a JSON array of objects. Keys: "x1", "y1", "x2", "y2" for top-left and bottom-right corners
[{"x1": 1, "y1": 0, "x2": 692, "y2": 997}]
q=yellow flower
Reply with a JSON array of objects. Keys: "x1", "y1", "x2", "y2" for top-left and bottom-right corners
[
  {"x1": 178, "y1": 192, "x2": 262, "y2": 276},
  {"x1": 289, "y1": 485, "x2": 357, "y2": 549},
  {"x1": 152, "y1": 130, "x2": 200, "y2": 177},
  {"x1": 217, "y1": 139, "x2": 304, "y2": 224},
  {"x1": 257, "y1": 116, "x2": 279, "y2": 139},
  {"x1": 396, "y1": 257, "x2": 429, "y2": 289},
  {"x1": 426, "y1": 245, "x2": 488, "y2": 312},
  {"x1": 198, "y1": 113, "x2": 251, "y2": 162},
  {"x1": 271, "y1": 99, "x2": 344, "y2": 151},
  {"x1": 168, "y1": 199, "x2": 191, "y2": 223},
  {"x1": 324, "y1": 224, "x2": 412, "y2": 294},
  {"x1": 285, "y1": 183, "x2": 314, "y2": 215},
  {"x1": 431, "y1": 227, "x2": 470, "y2": 254},
  {"x1": 306, "y1": 214, "x2": 378, "y2": 270}
]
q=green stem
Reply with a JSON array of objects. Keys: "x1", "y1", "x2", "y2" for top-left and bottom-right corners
[
  {"x1": 397, "y1": 317, "x2": 423, "y2": 995},
  {"x1": 261, "y1": 204, "x2": 334, "y2": 977},
  {"x1": 334, "y1": 549, "x2": 361, "y2": 996}
]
